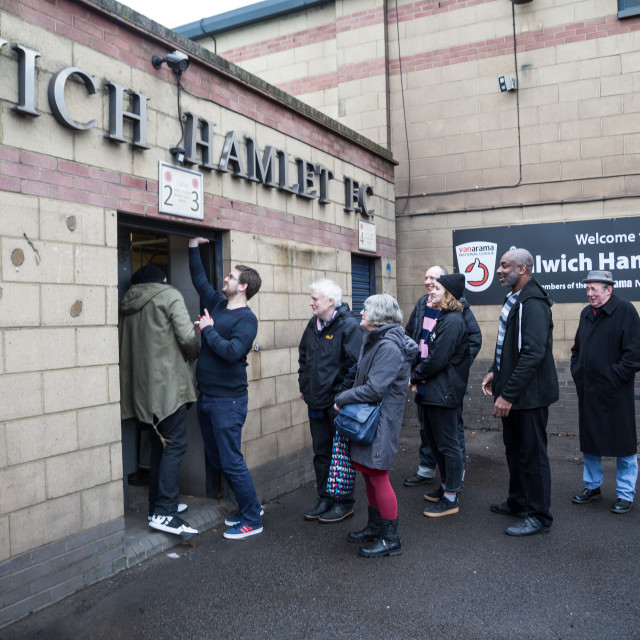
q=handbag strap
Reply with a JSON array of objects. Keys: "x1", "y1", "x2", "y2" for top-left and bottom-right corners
[{"x1": 379, "y1": 383, "x2": 392, "y2": 407}]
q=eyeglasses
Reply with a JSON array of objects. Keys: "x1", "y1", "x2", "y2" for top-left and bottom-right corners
[
  {"x1": 227, "y1": 273, "x2": 240, "y2": 282},
  {"x1": 361, "y1": 306, "x2": 368, "y2": 312}
]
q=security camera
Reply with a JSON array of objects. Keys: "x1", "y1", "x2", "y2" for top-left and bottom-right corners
[
  {"x1": 166, "y1": 51, "x2": 189, "y2": 73},
  {"x1": 151, "y1": 50, "x2": 190, "y2": 75},
  {"x1": 499, "y1": 75, "x2": 517, "y2": 92}
]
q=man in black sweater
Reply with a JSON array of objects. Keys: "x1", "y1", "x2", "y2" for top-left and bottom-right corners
[{"x1": 189, "y1": 237, "x2": 263, "y2": 540}]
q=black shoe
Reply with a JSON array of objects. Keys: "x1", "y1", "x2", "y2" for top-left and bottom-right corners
[
  {"x1": 348, "y1": 507, "x2": 382, "y2": 543},
  {"x1": 318, "y1": 502, "x2": 354, "y2": 523},
  {"x1": 424, "y1": 486, "x2": 445, "y2": 502},
  {"x1": 505, "y1": 516, "x2": 550, "y2": 537},
  {"x1": 304, "y1": 498, "x2": 332, "y2": 521},
  {"x1": 423, "y1": 497, "x2": 459, "y2": 518},
  {"x1": 611, "y1": 498, "x2": 632, "y2": 514},
  {"x1": 490, "y1": 502, "x2": 528, "y2": 518},
  {"x1": 403, "y1": 473, "x2": 434, "y2": 487},
  {"x1": 572, "y1": 487, "x2": 601, "y2": 504},
  {"x1": 359, "y1": 519, "x2": 401, "y2": 557}
]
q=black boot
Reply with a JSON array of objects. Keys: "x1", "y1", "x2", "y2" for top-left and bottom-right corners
[
  {"x1": 359, "y1": 518, "x2": 401, "y2": 557},
  {"x1": 347, "y1": 507, "x2": 382, "y2": 543}
]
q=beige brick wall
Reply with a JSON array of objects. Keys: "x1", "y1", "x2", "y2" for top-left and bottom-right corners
[
  {"x1": 211, "y1": 0, "x2": 638, "y2": 362},
  {"x1": 0, "y1": 189, "x2": 121, "y2": 557}
]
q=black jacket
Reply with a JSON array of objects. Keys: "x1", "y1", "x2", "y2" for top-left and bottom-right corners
[
  {"x1": 570, "y1": 295, "x2": 640, "y2": 457},
  {"x1": 410, "y1": 310, "x2": 470, "y2": 408},
  {"x1": 298, "y1": 303, "x2": 363, "y2": 410},
  {"x1": 406, "y1": 294, "x2": 482, "y2": 364},
  {"x1": 490, "y1": 278, "x2": 559, "y2": 410}
]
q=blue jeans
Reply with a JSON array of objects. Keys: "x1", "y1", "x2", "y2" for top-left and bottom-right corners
[
  {"x1": 197, "y1": 394, "x2": 262, "y2": 527},
  {"x1": 583, "y1": 453, "x2": 638, "y2": 502},
  {"x1": 148, "y1": 404, "x2": 188, "y2": 516}
]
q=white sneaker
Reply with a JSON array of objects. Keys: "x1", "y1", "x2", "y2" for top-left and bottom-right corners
[
  {"x1": 148, "y1": 503, "x2": 188, "y2": 522},
  {"x1": 149, "y1": 514, "x2": 198, "y2": 536}
]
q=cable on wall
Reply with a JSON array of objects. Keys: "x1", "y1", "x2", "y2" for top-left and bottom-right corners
[
  {"x1": 397, "y1": 0, "x2": 525, "y2": 203},
  {"x1": 394, "y1": 0, "x2": 411, "y2": 214}
]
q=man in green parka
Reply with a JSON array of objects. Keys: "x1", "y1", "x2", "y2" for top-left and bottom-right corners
[{"x1": 120, "y1": 264, "x2": 200, "y2": 536}]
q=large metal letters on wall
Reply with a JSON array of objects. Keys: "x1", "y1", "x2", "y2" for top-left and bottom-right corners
[{"x1": 453, "y1": 218, "x2": 640, "y2": 305}]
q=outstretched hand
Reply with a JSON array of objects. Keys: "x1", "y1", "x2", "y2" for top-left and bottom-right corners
[{"x1": 189, "y1": 237, "x2": 209, "y2": 248}]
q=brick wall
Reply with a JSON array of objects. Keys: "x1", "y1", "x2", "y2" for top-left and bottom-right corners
[{"x1": 0, "y1": 0, "x2": 396, "y2": 626}]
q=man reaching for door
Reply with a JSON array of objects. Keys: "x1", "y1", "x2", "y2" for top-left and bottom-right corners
[{"x1": 189, "y1": 238, "x2": 264, "y2": 540}]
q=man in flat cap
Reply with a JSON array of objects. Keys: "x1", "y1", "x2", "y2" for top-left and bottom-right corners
[{"x1": 570, "y1": 270, "x2": 640, "y2": 514}]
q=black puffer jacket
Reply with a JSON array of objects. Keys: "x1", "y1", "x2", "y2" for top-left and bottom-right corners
[
  {"x1": 490, "y1": 278, "x2": 559, "y2": 410},
  {"x1": 298, "y1": 303, "x2": 363, "y2": 410},
  {"x1": 410, "y1": 311, "x2": 470, "y2": 408}
]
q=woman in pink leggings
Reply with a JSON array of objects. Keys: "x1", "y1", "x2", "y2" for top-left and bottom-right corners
[{"x1": 334, "y1": 294, "x2": 418, "y2": 557}]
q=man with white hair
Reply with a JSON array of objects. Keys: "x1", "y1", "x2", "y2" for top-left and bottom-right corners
[
  {"x1": 299, "y1": 279, "x2": 363, "y2": 523},
  {"x1": 570, "y1": 270, "x2": 640, "y2": 514}
]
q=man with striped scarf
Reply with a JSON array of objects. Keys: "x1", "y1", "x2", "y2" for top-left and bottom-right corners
[{"x1": 482, "y1": 248, "x2": 559, "y2": 537}]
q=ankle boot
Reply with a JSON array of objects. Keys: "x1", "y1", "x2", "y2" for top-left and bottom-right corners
[
  {"x1": 347, "y1": 507, "x2": 382, "y2": 543},
  {"x1": 359, "y1": 518, "x2": 401, "y2": 557}
]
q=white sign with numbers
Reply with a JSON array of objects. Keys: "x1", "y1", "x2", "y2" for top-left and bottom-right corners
[
  {"x1": 358, "y1": 219, "x2": 376, "y2": 253},
  {"x1": 158, "y1": 162, "x2": 204, "y2": 220}
]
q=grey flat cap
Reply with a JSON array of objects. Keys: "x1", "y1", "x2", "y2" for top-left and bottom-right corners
[{"x1": 582, "y1": 270, "x2": 615, "y2": 285}]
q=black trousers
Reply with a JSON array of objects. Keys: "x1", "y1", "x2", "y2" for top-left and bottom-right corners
[
  {"x1": 502, "y1": 406, "x2": 553, "y2": 527},
  {"x1": 309, "y1": 407, "x2": 354, "y2": 506},
  {"x1": 148, "y1": 404, "x2": 188, "y2": 516}
]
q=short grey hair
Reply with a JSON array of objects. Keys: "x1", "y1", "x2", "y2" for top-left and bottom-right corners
[
  {"x1": 510, "y1": 248, "x2": 534, "y2": 274},
  {"x1": 364, "y1": 293, "x2": 403, "y2": 326},
  {"x1": 309, "y1": 279, "x2": 342, "y2": 307}
]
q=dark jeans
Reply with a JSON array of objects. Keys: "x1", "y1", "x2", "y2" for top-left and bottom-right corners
[
  {"x1": 310, "y1": 407, "x2": 354, "y2": 506},
  {"x1": 148, "y1": 404, "x2": 188, "y2": 516},
  {"x1": 197, "y1": 394, "x2": 262, "y2": 527},
  {"x1": 502, "y1": 406, "x2": 553, "y2": 527},
  {"x1": 422, "y1": 404, "x2": 464, "y2": 493},
  {"x1": 417, "y1": 403, "x2": 466, "y2": 471}
]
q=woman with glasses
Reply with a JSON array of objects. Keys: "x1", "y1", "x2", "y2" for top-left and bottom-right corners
[{"x1": 334, "y1": 294, "x2": 418, "y2": 557}]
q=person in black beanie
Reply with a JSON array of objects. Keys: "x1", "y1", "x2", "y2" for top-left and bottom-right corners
[
  {"x1": 409, "y1": 273, "x2": 470, "y2": 517},
  {"x1": 120, "y1": 262, "x2": 200, "y2": 536}
]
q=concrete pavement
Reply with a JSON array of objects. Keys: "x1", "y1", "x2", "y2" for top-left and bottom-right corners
[{"x1": 3, "y1": 426, "x2": 640, "y2": 640}]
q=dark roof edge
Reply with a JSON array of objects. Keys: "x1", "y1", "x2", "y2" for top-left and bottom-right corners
[
  {"x1": 175, "y1": 0, "x2": 333, "y2": 39},
  {"x1": 76, "y1": 0, "x2": 395, "y2": 164}
]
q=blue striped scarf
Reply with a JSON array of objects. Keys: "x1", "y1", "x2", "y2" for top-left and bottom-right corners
[{"x1": 496, "y1": 290, "x2": 521, "y2": 371}]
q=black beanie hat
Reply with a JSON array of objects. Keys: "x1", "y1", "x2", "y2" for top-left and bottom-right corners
[
  {"x1": 131, "y1": 264, "x2": 166, "y2": 285},
  {"x1": 437, "y1": 273, "x2": 465, "y2": 300}
]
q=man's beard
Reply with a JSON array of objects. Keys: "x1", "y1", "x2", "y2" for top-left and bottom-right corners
[{"x1": 501, "y1": 270, "x2": 519, "y2": 288}]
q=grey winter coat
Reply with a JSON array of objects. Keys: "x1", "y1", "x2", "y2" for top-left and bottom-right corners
[{"x1": 334, "y1": 324, "x2": 419, "y2": 470}]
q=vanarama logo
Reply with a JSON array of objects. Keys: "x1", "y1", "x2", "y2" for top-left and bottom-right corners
[{"x1": 455, "y1": 242, "x2": 498, "y2": 293}]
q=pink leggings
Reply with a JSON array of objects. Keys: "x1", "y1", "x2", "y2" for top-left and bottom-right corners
[{"x1": 353, "y1": 462, "x2": 398, "y2": 520}]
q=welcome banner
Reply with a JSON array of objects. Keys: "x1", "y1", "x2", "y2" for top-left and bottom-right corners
[{"x1": 452, "y1": 218, "x2": 640, "y2": 305}]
